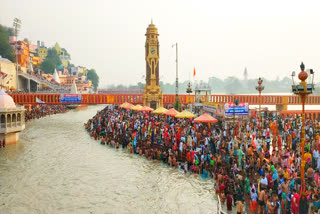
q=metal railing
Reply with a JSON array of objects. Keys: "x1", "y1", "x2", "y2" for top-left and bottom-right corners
[{"x1": 17, "y1": 71, "x2": 61, "y2": 89}]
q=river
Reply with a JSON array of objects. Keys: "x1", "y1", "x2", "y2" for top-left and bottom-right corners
[{"x1": 0, "y1": 105, "x2": 218, "y2": 214}]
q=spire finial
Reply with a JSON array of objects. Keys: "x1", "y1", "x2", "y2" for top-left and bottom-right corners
[{"x1": 151, "y1": 18, "x2": 153, "y2": 24}]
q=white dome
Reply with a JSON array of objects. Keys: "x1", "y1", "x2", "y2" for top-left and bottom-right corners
[
  {"x1": 0, "y1": 90, "x2": 16, "y2": 108},
  {"x1": 52, "y1": 69, "x2": 61, "y2": 84}
]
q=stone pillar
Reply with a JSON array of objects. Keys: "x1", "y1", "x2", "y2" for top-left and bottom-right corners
[{"x1": 0, "y1": 132, "x2": 19, "y2": 145}]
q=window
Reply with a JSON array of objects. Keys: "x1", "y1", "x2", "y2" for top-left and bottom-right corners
[
  {"x1": 17, "y1": 113, "x2": 21, "y2": 125},
  {"x1": 0, "y1": 115, "x2": 5, "y2": 128},
  {"x1": 7, "y1": 114, "x2": 11, "y2": 128},
  {"x1": 12, "y1": 114, "x2": 16, "y2": 126}
]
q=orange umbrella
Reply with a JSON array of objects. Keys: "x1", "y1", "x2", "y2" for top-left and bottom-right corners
[
  {"x1": 137, "y1": 105, "x2": 154, "y2": 112},
  {"x1": 164, "y1": 108, "x2": 180, "y2": 117},
  {"x1": 194, "y1": 113, "x2": 218, "y2": 123}
]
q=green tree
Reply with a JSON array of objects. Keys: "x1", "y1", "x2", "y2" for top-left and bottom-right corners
[
  {"x1": 87, "y1": 69, "x2": 99, "y2": 91},
  {"x1": 0, "y1": 25, "x2": 15, "y2": 62},
  {"x1": 224, "y1": 77, "x2": 242, "y2": 94},
  {"x1": 61, "y1": 48, "x2": 71, "y2": 59},
  {"x1": 208, "y1": 77, "x2": 224, "y2": 92},
  {"x1": 41, "y1": 48, "x2": 62, "y2": 74},
  {"x1": 173, "y1": 98, "x2": 181, "y2": 111}
]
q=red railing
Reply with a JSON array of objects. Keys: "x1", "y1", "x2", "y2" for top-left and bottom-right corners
[
  {"x1": 8, "y1": 93, "x2": 320, "y2": 105},
  {"x1": 280, "y1": 110, "x2": 320, "y2": 120}
]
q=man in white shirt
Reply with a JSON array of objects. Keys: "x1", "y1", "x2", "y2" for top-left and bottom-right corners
[{"x1": 260, "y1": 173, "x2": 268, "y2": 187}]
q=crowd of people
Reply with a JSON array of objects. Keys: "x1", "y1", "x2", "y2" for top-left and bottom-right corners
[
  {"x1": 25, "y1": 104, "x2": 69, "y2": 122},
  {"x1": 85, "y1": 105, "x2": 320, "y2": 214}
]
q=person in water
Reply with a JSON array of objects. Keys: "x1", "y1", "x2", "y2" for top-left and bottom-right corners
[{"x1": 86, "y1": 105, "x2": 320, "y2": 214}]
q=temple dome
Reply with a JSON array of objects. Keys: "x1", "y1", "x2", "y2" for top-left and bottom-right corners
[
  {"x1": 0, "y1": 89, "x2": 16, "y2": 108},
  {"x1": 52, "y1": 69, "x2": 61, "y2": 84},
  {"x1": 146, "y1": 21, "x2": 158, "y2": 35},
  {"x1": 70, "y1": 80, "x2": 78, "y2": 94}
]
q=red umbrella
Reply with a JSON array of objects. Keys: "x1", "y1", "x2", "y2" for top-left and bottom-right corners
[
  {"x1": 194, "y1": 113, "x2": 218, "y2": 123},
  {"x1": 164, "y1": 108, "x2": 180, "y2": 117}
]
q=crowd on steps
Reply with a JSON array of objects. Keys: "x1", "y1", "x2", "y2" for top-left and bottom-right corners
[
  {"x1": 25, "y1": 104, "x2": 68, "y2": 122},
  {"x1": 85, "y1": 105, "x2": 320, "y2": 214}
]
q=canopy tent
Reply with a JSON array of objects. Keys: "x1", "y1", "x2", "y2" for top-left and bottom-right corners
[
  {"x1": 194, "y1": 113, "x2": 218, "y2": 123},
  {"x1": 131, "y1": 104, "x2": 143, "y2": 111},
  {"x1": 124, "y1": 103, "x2": 134, "y2": 110},
  {"x1": 175, "y1": 110, "x2": 196, "y2": 118},
  {"x1": 120, "y1": 102, "x2": 130, "y2": 108},
  {"x1": 36, "y1": 97, "x2": 45, "y2": 104},
  {"x1": 152, "y1": 107, "x2": 168, "y2": 114},
  {"x1": 137, "y1": 106, "x2": 154, "y2": 112},
  {"x1": 164, "y1": 108, "x2": 180, "y2": 117}
]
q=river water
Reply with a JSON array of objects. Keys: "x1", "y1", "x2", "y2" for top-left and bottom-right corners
[{"x1": 0, "y1": 105, "x2": 218, "y2": 214}]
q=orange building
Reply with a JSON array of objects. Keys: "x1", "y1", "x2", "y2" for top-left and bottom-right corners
[
  {"x1": 16, "y1": 41, "x2": 30, "y2": 68},
  {"x1": 59, "y1": 75, "x2": 92, "y2": 93},
  {"x1": 43, "y1": 73, "x2": 93, "y2": 93}
]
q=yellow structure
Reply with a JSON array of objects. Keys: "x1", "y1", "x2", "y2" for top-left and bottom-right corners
[
  {"x1": 38, "y1": 47, "x2": 48, "y2": 59},
  {"x1": 142, "y1": 21, "x2": 163, "y2": 109},
  {"x1": 61, "y1": 59, "x2": 68, "y2": 68},
  {"x1": 55, "y1": 42, "x2": 64, "y2": 56},
  {"x1": 55, "y1": 42, "x2": 70, "y2": 68}
]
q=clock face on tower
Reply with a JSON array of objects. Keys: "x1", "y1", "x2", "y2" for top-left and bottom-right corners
[{"x1": 150, "y1": 47, "x2": 156, "y2": 55}]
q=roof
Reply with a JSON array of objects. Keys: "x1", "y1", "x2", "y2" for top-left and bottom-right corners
[
  {"x1": 0, "y1": 90, "x2": 16, "y2": 108},
  {"x1": 0, "y1": 57, "x2": 12, "y2": 63}
]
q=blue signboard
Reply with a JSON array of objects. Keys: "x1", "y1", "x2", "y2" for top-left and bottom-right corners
[
  {"x1": 224, "y1": 102, "x2": 249, "y2": 116},
  {"x1": 60, "y1": 94, "x2": 82, "y2": 103}
]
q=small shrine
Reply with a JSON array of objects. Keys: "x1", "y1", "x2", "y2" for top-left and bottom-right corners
[{"x1": 0, "y1": 90, "x2": 25, "y2": 144}]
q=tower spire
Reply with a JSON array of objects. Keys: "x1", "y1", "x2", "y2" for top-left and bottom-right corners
[{"x1": 151, "y1": 18, "x2": 153, "y2": 24}]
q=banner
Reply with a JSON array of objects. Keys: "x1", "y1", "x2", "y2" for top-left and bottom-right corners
[
  {"x1": 203, "y1": 102, "x2": 224, "y2": 116},
  {"x1": 224, "y1": 102, "x2": 249, "y2": 116},
  {"x1": 60, "y1": 94, "x2": 82, "y2": 103}
]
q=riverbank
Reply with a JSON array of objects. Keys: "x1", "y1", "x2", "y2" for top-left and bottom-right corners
[
  {"x1": 86, "y1": 104, "x2": 320, "y2": 214},
  {"x1": 25, "y1": 104, "x2": 69, "y2": 122},
  {"x1": 1, "y1": 105, "x2": 217, "y2": 214},
  {"x1": 85, "y1": 105, "x2": 232, "y2": 212}
]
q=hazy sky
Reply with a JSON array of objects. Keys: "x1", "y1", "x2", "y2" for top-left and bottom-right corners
[{"x1": 1, "y1": 0, "x2": 320, "y2": 88}]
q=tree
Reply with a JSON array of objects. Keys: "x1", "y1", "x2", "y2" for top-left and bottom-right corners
[
  {"x1": 87, "y1": 69, "x2": 99, "y2": 91},
  {"x1": 173, "y1": 97, "x2": 181, "y2": 111},
  {"x1": 41, "y1": 60, "x2": 56, "y2": 74},
  {"x1": 224, "y1": 77, "x2": 242, "y2": 94},
  {"x1": 0, "y1": 25, "x2": 15, "y2": 62},
  {"x1": 208, "y1": 77, "x2": 224, "y2": 92},
  {"x1": 41, "y1": 48, "x2": 62, "y2": 74},
  {"x1": 61, "y1": 48, "x2": 71, "y2": 59}
]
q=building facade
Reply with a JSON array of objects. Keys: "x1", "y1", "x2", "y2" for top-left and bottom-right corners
[
  {"x1": 142, "y1": 21, "x2": 163, "y2": 109},
  {"x1": 37, "y1": 41, "x2": 48, "y2": 60},
  {"x1": 0, "y1": 57, "x2": 17, "y2": 92}
]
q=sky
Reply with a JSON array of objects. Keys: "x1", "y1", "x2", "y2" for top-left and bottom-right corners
[{"x1": 1, "y1": 0, "x2": 320, "y2": 88}]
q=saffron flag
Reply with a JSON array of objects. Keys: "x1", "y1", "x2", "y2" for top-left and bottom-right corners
[{"x1": 193, "y1": 67, "x2": 196, "y2": 77}]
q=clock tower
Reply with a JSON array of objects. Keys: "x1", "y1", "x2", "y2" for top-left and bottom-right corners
[{"x1": 142, "y1": 21, "x2": 163, "y2": 109}]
